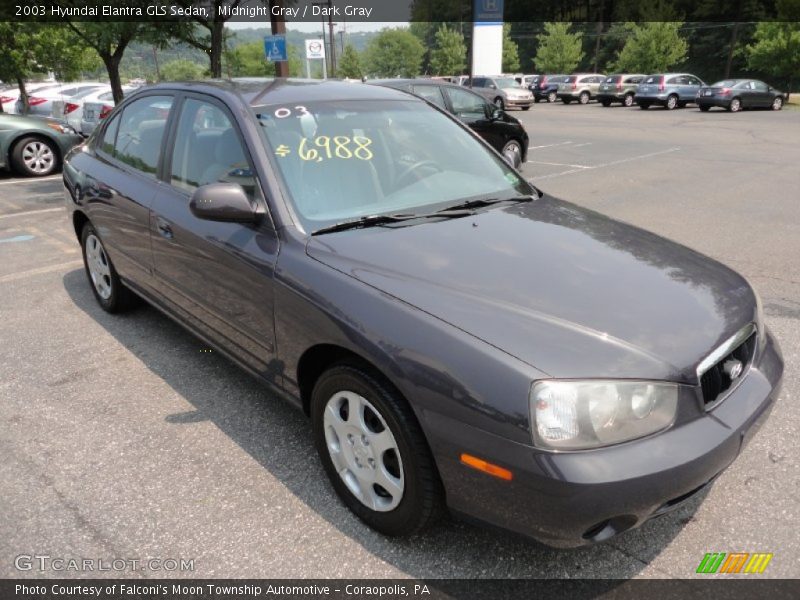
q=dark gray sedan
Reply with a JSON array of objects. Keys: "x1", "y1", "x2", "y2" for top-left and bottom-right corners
[
  {"x1": 696, "y1": 79, "x2": 785, "y2": 112},
  {"x1": 63, "y1": 80, "x2": 783, "y2": 547}
]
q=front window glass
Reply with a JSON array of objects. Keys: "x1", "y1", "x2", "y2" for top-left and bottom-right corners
[
  {"x1": 412, "y1": 85, "x2": 446, "y2": 110},
  {"x1": 255, "y1": 100, "x2": 531, "y2": 233},
  {"x1": 446, "y1": 87, "x2": 487, "y2": 118},
  {"x1": 494, "y1": 78, "x2": 519, "y2": 88}
]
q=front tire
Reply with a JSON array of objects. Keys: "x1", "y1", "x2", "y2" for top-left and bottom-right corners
[
  {"x1": 579, "y1": 91, "x2": 590, "y2": 105},
  {"x1": 521, "y1": 105, "x2": 530, "y2": 111},
  {"x1": 638, "y1": 102, "x2": 651, "y2": 110},
  {"x1": 502, "y1": 139, "x2": 523, "y2": 168},
  {"x1": 728, "y1": 97, "x2": 742, "y2": 112},
  {"x1": 562, "y1": 98, "x2": 572, "y2": 105},
  {"x1": 80, "y1": 223, "x2": 139, "y2": 313},
  {"x1": 547, "y1": 91, "x2": 557, "y2": 103},
  {"x1": 494, "y1": 97, "x2": 505, "y2": 110},
  {"x1": 601, "y1": 99, "x2": 612, "y2": 107},
  {"x1": 772, "y1": 97, "x2": 783, "y2": 111},
  {"x1": 11, "y1": 136, "x2": 58, "y2": 177},
  {"x1": 311, "y1": 364, "x2": 444, "y2": 536},
  {"x1": 699, "y1": 105, "x2": 711, "y2": 112},
  {"x1": 623, "y1": 93, "x2": 635, "y2": 107},
  {"x1": 665, "y1": 95, "x2": 678, "y2": 110}
]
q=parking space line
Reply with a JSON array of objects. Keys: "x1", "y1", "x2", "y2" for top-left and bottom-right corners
[
  {"x1": 527, "y1": 160, "x2": 591, "y2": 168},
  {"x1": 534, "y1": 147, "x2": 681, "y2": 181},
  {"x1": 529, "y1": 141, "x2": 573, "y2": 150},
  {"x1": 570, "y1": 142, "x2": 592, "y2": 148},
  {"x1": 0, "y1": 207, "x2": 64, "y2": 220},
  {"x1": 26, "y1": 225, "x2": 78, "y2": 254},
  {"x1": 0, "y1": 175, "x2": 61, "y2": 186},
  {"x1": 0, "y1": 260, "x2": 83, "y2": 283}
]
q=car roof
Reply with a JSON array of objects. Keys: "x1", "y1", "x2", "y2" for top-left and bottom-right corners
[
  {"x1": 370, "y1": 78, "x2": 463, "y2": 89},
  {"x1": 141, "y1": 78, "x2": 418, "y2": 107}
]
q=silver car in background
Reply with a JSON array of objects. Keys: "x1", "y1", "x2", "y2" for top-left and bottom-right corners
[
  {"x1": 557, "y1": 74, "x2": 606, "y2": 104},
  {"x1": 635, "y1": 73, "x2": 706, "y2": 110},
  {"x1": 15, "y1": 83, "x2": 105, "y2": 117},
  {"x1": 470, "y1": 76, "x2": 534, "y2": 110},
  {"x1": 79, "y1": 86, "x2": 137, "y2": 136}
]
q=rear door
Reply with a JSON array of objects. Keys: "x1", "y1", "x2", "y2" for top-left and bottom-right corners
[
  {"x1": 149, "y1": 93, "x2": 279, "y2": 373},
  {"x1": 86, "y1": 94, "x2": 175, "y2": 285},
  {"x1": 749, "y1": 80, "x2": 771, "y2": 107}
]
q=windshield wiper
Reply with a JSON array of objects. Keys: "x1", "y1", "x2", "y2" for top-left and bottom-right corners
[
  {"x1": 438, "y1": 194, "x2": 536, "y2": 213},
  {"x1": 311, "y1": 208, "x2": 478, "y2": 236}
]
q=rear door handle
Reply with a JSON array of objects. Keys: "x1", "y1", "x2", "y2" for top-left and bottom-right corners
[{"x1": 155, "y1": 217, "x2": 173, "y2": 239}]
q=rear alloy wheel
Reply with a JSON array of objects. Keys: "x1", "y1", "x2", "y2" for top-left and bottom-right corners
[
  {"x1": 81, "y1": 223, "x2": 139, "y2": 313},
  {"x1": 728, "y1": 98, "x2": 742, "y2": 112},
  {"x1": 623, "y1": 93, "x2": 635, "y2": 107},
  {"x1": 547, "y1": 91, "x2": 557, "y2": 103},
  {"x1": 11, "y1": 136, "x2": 57, "y2": 177},
  {"x1": 494, "y1": 97, "x2": 505, "y2": 110},
  {"x1": 502, "y1": 140, "x2": 523, "y2": 168},
  {"x1": 665, "y1": 95, "x2": 678, "y2": 110},
  {"x1": 772, "y1": 97, "x2": 783, "y2": 111},
  {"x1": 312, "y1": 364, "x2": 444, "y2": 536},
  {"x1": 579, "y1": 91, "x2": 590, "y2": 105}
]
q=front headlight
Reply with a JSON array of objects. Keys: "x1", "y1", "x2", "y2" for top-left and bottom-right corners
[
  {"x1": 530, "y1": 380, "x2": 678, "y2": 450},
  {"x1": 46, "y1": 122, "x2": 77, "y2": 135}
]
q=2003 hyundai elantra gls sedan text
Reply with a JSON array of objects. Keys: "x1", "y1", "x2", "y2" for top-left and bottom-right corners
[{"x1": 63, "y1": 80, "x2": 783, "y2": 547}]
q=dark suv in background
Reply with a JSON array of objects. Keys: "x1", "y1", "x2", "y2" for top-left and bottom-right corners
[{"x1": 528, "y1": 74, "x2": 568, "y2": 103}]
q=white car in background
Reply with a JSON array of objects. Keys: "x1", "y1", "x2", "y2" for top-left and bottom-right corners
[
  {"x1": 79, "y1": 86, "x2": 138, "y2": 136},
  {"x1": 15, "y1": 82, "x2": 105, "y2": 117},
  {"x1": 1, "y1": 82, "x2": 61, "y2": 114},
  {"x1": 52, "y1": 85, "x2": 113, "y2": 133}
]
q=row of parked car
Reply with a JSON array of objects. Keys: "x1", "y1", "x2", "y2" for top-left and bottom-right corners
[
  {"x1": 518, "y1": 73, "x2": 786, "y2": 112},
  {"x1": 0, "y1": 81, "x2": 139, "y2": 135}
]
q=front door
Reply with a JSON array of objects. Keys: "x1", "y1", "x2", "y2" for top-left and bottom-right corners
[{"x1": 149, "y1": 94, "x2": 280, "y2": 376}]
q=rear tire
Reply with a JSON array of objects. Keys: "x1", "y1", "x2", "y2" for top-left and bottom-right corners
[
  {"x1": 579, "y1": 91, "x2": 590, "y2": 105},
  {"x1": 311, "y1": 363, "x2": 444, "y2": 536},
  {"x1": 699, "y1": 105, "x2": 711, "y2": 112},
  {"x1": 547, "y1": 91, "x2": 557, "y2": 103},
  {"x1": 601, "y1": 99, "x2": 612, "y2": 107},
  {"x1": 80, "y1": 223, "x2": 139, "y2": 313},
  {"x1": 638, "y1": 102, "x2": 651, "y2": 110},
  {"x1": 623, "y1": 93, "x2": 635, "y2": 107},
  {"x1": 728, "y1": 97, "x2": 742, "y2": 112},
  {"x1": 11, "y1": 136, "x2": 58, "y2": 177},
  {"x1": 665, "y1": 95, "x2": 678, "y2": 110}
]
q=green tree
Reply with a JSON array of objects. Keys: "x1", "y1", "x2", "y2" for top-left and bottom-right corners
[
  {"x1": 533, "y1": 23, "x2": 584, "y2": 73},
  {"x1": 429, "y1": 25, "x2": 466, "y2": 76},
  {"x1": 0, "y1": 23, "x2": 96, "y2": 113},
  {"x1": 337, "y1": 44, "x2": 363, "y2": 79},
  {"x1": 502, "y1": 23, "x2": 520, "y2": 72},
  {"x1": 159, "y1": 59, "x2": 205, "y2": 81},
  {"x1": 172, "y1": 0, "x2": 243, "y2": 78},
  {"x1": 747, "y1": 0, "x2": 800, "y2": 99},
  {"x1": 362, "y1": 28, "x2": 425, "y2": 78},
  {"x1": 611, "y1": 22, "x2": 688, "y2": 74}
]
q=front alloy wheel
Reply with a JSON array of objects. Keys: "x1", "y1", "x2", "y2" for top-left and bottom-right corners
[
  {"x1": 772, "y1": 97, "x2": 783, "y2": 110},
  {"x1": 312, "y1": 364, "x2": 444, "y2": 536},
  {"x1": 502, "y1": 140, "x2": 523, "y2": 168},
  {"x1": 12, "y1": 137, "x2": 57, "y2": 176},
  {"x1": 547, "y1": 91, "x2": 557, "y2": 103},
  {"x1": 665, "y1": 95, "x2": 678, "y2": 110},
  {"x1": 623, "y1": 93, "x2": 635, "y2": 107},
  {"x1": 729, "y1": 98, "x2": 742, "y2": 112}
]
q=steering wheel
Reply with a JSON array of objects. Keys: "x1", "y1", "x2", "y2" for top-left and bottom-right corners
[{"x1": 394, "y1": 160, "x2": 442, "y2": 188}]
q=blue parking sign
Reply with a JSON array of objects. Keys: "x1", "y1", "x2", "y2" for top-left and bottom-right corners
[{"x1": 264, "y1": 35, "x2": 287, "y2": 62}]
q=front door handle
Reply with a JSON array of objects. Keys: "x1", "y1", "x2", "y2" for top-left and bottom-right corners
[{"x1": 155, "y1": 217, "x2": 173, "y2": 239}]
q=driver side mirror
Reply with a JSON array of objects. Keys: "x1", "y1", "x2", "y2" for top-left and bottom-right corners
[
  {"x1": 489, "y1": 84, "x2": 497, "y2": 89},
  {"x1": 190, "y1": 183, "x2": 259, "y2": 223}
]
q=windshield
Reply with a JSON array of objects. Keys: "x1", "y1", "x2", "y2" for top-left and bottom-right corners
[
  {"x1": 495, "y1": 78, "x2": 520, "y2": 88},
  {"x1": 255, "y1": 99, "x2": 531, "y2": 233}
]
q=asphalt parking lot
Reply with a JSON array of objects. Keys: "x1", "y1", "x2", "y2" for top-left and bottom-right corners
[{"x1": 1, "y1": 102, "x2": 798, "y2": 580}]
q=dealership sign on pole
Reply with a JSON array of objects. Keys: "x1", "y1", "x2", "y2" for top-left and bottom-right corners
[
  {"x1": 472, "y1": 0, "x2": 503, "y2": 78},
  {"x1": 264, "y1": 35, "x2": 288, "y2": 63},
  {"x1": 305, "y1": 39, "x2": 327, "y2": 79}
]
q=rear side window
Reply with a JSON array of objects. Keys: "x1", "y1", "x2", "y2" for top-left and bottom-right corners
[
  {"x1": 446, "y1": 86, "x2": 487, "y2": 119},
  {"x1": 100, "y1": 114, "x2": 120, "y2": 155},
  {"x1": 412, "y1": 85, "x2": 447, "y2": 110},
  {"x1": 113, "y1": 95, "x2": 173, "y2": 177},
  {"x1": 564, "y1": 76, "x2": 576, "y2": 83},
  {"x1": 625, "y1": 76, "x2": 643, "y2": 84},
  {"x1": 170, "y1": 97, "x2": 256, "y2": 199},
  {"x1": 644, "y1": 76, "x2": 659, "y2": 84},
  {"x1": 605, "y1": 76, "x2": 620, "y2": 83}
]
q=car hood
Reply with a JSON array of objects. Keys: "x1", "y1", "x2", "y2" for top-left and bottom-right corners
[{"x1": 307, "y1": 196, "x2": 756, "y2": 382}]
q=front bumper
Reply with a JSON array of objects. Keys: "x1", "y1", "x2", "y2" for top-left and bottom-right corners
[
  {"x1": 429, "y1": 329, "x2": 783, "y2": 547},
  {"x1": 504, "y1": 97, "x2": 534, "y2": 108}
]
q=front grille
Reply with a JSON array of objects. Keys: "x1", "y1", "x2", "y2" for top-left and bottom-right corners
[{"x1": 699, "y1": 331, "x2": 756, "y2": 407}]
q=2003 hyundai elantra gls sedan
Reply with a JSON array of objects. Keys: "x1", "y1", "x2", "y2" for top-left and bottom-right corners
[{"x1": 63, "y1": 80, "x2": 783, "y2": 547}]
